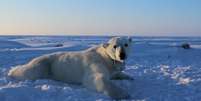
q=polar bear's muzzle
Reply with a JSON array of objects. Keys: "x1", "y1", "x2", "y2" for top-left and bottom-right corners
[
  {"x1": 119, "y1": 49, "x2": 126, "y2": 60},
  {"x1": 115, "y1": 47, "x2": 127, "y2": 62}
]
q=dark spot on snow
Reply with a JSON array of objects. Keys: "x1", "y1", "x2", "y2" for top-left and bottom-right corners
[
  {"x1": 181, "y1": 43, "x2": 191, "y2": 49},
  {"x1": 54, "y1": 44, "x2": 63, "y2": 47}
]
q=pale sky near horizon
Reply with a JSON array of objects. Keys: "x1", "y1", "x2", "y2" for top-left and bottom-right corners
[{"x1": 0, "y1": 0, "x2": 200, "y2": 36}]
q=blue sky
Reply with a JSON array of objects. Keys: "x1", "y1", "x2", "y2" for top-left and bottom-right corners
[{"x1": 0, "y1": 0, "x2": 200, "y2": 36}]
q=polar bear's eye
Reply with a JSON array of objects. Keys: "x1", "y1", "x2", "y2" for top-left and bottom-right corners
[
  {"x1": 113, "y1": 45, "x2": 117, "y2": 49},
  {"x1": 124, "y1": 43, "x2": 128, "y2": 47}
]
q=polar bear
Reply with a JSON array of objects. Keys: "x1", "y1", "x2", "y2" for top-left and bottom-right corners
[{"x1": 8, "y1": 37, "x2": 133, "y2": 99}]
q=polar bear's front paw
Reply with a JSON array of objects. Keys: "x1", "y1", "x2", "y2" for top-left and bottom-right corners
[{"x1": 111, "y1": 72, "x2": 134, "y2": 80}]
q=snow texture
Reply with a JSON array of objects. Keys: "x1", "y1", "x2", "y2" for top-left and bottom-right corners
[{"x1": 0, "y1": 36, "x2": 201, "y2": 101}]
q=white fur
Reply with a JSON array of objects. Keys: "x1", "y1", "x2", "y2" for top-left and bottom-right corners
[{"x1": 8, "y1": 37, "x2": 132, "y2": 99}]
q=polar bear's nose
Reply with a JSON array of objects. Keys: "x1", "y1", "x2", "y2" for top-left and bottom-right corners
[
  {"x1": 120, "y1": 52, "x2": 126, "y2": 60},
  {"x1": 119, "y1": 49, "x2": 126, "y2": 60}
]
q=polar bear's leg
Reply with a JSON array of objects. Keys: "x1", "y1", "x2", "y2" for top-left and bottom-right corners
[
  {"x1": 8, "y1": 56, "x2": 52, "y2": 80},
  {"x1": 83, "y1": 73, "x2": 130, "y2": 99}
]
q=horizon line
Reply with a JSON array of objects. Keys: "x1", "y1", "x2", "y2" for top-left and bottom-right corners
[{"x1": 0, "y1": 33, "x2": 200, "y2": 37}]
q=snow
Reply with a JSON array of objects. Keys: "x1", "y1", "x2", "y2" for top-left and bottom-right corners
[{"x1": 0, "y1": 36, "x2": 201, "y2": 101}]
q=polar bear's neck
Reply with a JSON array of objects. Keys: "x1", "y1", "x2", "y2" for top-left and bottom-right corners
[{"x1": 96, "y1": 46, "x2": 123, "y2": 74}]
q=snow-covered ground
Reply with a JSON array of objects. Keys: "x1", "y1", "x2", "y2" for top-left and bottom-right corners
[{"x1": 0, "y1": 36, "x2": 201, "y2": 101}]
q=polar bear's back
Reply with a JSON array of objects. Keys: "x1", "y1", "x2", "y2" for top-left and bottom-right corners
[{"x1": 51, "y1": 51, "x2": 94, "y2": 84}]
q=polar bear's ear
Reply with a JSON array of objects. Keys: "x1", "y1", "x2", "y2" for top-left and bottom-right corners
[{"x1": 102, "y1": 43, "x2": 109, "y2": 48}]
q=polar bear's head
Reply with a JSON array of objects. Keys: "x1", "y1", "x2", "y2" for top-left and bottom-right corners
[{"x1": 103, "y1": 37, "x2": 132, "y2": 63}]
